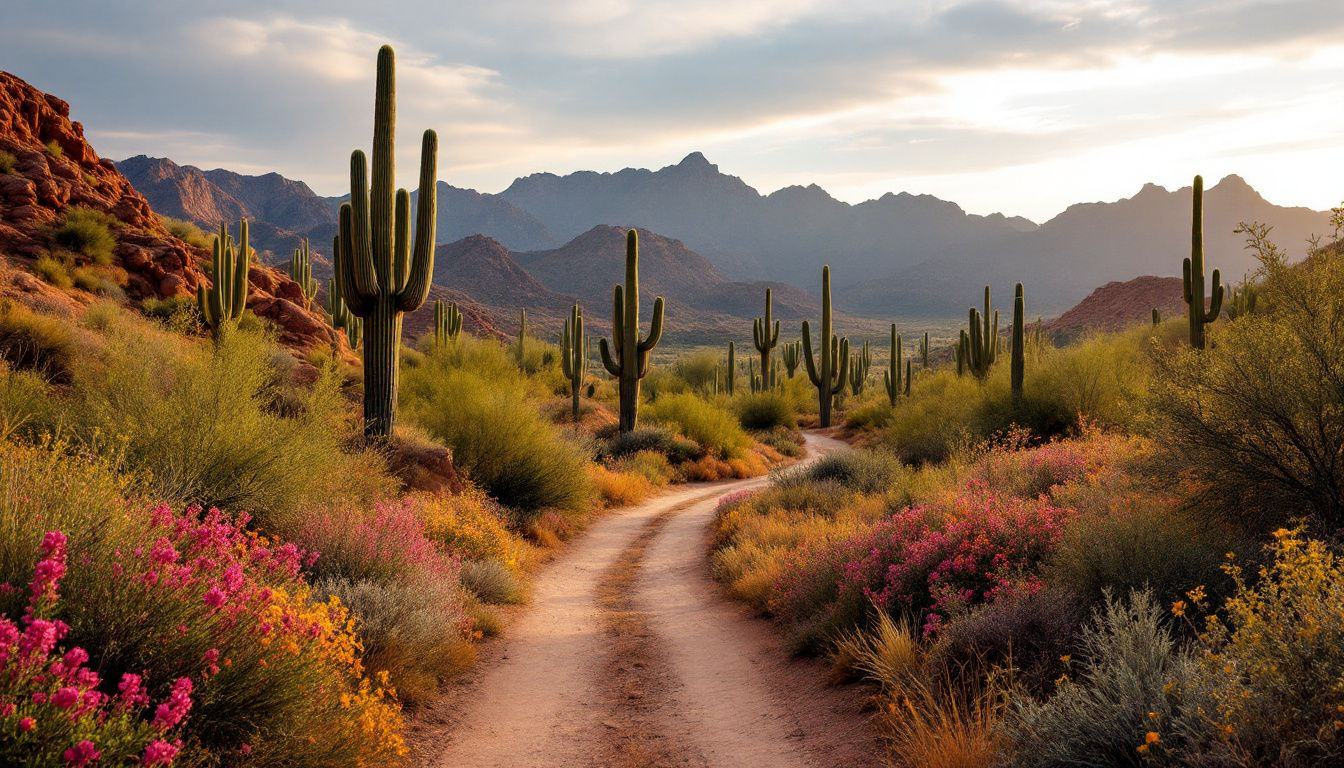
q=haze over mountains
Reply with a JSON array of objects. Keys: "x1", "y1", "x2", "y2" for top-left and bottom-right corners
[{"x1": 117, "y1": 152, "x2": 1334, "y2": 319}]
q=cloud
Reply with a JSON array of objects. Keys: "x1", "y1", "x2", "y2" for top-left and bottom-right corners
[{"x1": 1, "y1": 0, "x2": 1342, "y2": 220}]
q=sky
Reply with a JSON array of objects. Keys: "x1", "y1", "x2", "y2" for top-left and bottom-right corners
[{"x1": 2, "y1": 0, "x2": 1342, "y2": 222}]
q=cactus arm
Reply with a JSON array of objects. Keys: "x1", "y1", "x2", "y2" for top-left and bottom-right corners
[
  {"x1": 397, "y1": 129, "x2": 438, "y2": 312},
  {"x1": 638, "y1": 296, "x2": 665, "y2": 354},
  {"x1": 1205, "y1": 268, "x2": 1224, "y2": 322},
  {"x1": 801, "y1": 320, "x2": 821, "y2": 386},
  {"x1": 346, "y1": 154, "x2": 380, "y2": 301},
  {"x1": 230, "y1": 219, "x2": 249, "y2": 318},
  {"x1": 831, "y1": 336, "x2": 850, "y2": 396},
  {"x1": 598, "y1": 337, "x2": 621, "y2": 377},
  {"x1": 609, "y1": 285, "x2": 625, "y2": 358},
  {"x1": 1182, "y1": 257, "x2": 1193, "y2": 304},
  {"x1": 392, "y1": 189, "x2": 410, "y2": 292}
]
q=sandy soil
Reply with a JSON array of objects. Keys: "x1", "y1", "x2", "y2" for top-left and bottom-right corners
[{"x1": 410, "y1": 431, "x2": 885, "y2": 768}]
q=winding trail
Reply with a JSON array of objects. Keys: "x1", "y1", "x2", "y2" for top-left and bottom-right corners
[{"x1": 411, "y1": 431, "x2": 884, "y2": 768}]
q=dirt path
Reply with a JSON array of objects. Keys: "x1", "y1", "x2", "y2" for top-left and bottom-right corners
[{"x1": 411, "y1": 431, "x2": 884, "y2": 768}]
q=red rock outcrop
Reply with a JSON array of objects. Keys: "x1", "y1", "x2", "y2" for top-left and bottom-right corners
[{"x1": 0, "y1": 70, "x2": 343, "y2": 354}]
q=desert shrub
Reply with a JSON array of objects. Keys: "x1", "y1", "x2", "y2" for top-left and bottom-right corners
[
  {"x1": 1047, "y1": 495, "x2": 1237, "y2": 609},
  {"x1": 882, "y1": 370, "x2": 985, "y2": 464},
  {"x1": 415, "y1": 491, "x2": 525, "y2": 573},
  {"x1": 1152, "y1": 242, "x2": 1344, "y2": 527},
  {"x1": 1, "y1": 444, "x2": 406, "y2": 768},
  {"x1": 604, "y1": 425, "x2": 684, "y2": 459},
  {"x1": 32, "y1": 252, "x2": 73, "y2": 288},
  {"x1": 646, "y1": 392, "x2": 750, "y2": 458},
  {"x1": 319, "y1": 574, "x2": 473, "y2": 707},
  {"x1": 1185, "y1": 526, "x2": 1344, "y2": 766},
  {"x1": 775, "y1": 483, "x2": 1071, "y2": 639},
  {"x1": 610, "y1": 449, "x2": 674, "y2": 486},
  {"x1": 672, "y1": 348, "x2": 721, "y2": 393},
  {"x1": 1018, "y1": 328, "x2": 1150, "y2": 435},
  {"x1": 734, "y1": 390, "x2": 796, "y2": 430},
  {"x1": 69, "y1": 324, "x2": 391, "y2": 530},
  {"x1": 799, "y1": 448, "x2": 903, "y2": 494},
  {"x1": 591, "y1": 464, "x2": 656, "y2": 507},
  {"x1": 832, "y1": 610, "x2": 922, "y2": 692},
  {"x1": 296, "y1": 501, "x2": 459, "y2": 586},
  {"x1": 0, "y1": 538, "x2": 194, "y2": 767},
  {"x1": 0, "y1": 367, "x2": 55, "y2": 441},
  {"x1": 159, "y1": 215, "x2": 213, "y2": 250},
  {"x1": 140, "y1": 295, "x2": 201, "y2": 330},
  {"x1": 880, "y1": 672, "x2": 1006, "y2": 768},
  {"x1": 71, "y1": 265, "x2": 125, "y2": 297},
  {"x1": 1005, "y1": 590, "x2": 1196, "y2": 768},
  {"x1": 43, "y1": 140, "x2": 62, "y2": 159},
  {"x1": 402, "y1": 356, "x2": 593, "y2": 517},
  {"x1": 842, "y1": 392, "x2": 892, "y2": 430},
  {"x1": 0, "y1": 300, "x2": 77, "y2": 384},
  {"x1": 759, "y1": 426, "x2": 804, "y2": 457},
  {"x1": 0, "y1": 149, "x2": 16, "y2": 174},
  {"x1": 51, "y1": 207, "x2": 117, "y2": 265},
  {"x1": 929, "y1": 588, "x2": 1082, "y2": 695},
  {"x1": 459, "y1": 558, "x2": 523, "y2": 605}
]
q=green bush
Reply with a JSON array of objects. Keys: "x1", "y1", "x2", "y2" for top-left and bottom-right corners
[
  {"x1": 0, "y1": 367, "x2": 55, "y2": 441},
  {"x1": 459, "y1": 558, "x2": 523, "y2": 604},
  {"x1": 159, "y1": 215, "x2": 213, "y2": 250},
  {"x1": 735, "y1": 390, "x2": 796, "y2": 431},
  {"x1": 43, "y1": 140, "x2": 62, "y2": 159},
  {"x1": 402, "y1": 341, "x2": 594, "y2": 518},
  {"x1": 881, "y1": 370, "x2": 984, "y2": 464},
  {"x1": 647, "y1": 392, "x2": 750, "y2": 458},
  {"x1": 1047, "y1": 496, "x2": 1238, "y2": 609},
  {"x1": 51, "y1": 206, "x2": 117, "y2": 265},
  {"x1": 319, "y1": 574, "x2": 472, "y2": 706},
  {"x1": 0, "y1": 300, "x2": 78, "y2": 384},
  {"x1": 1005, "y1": 590, "x2": 1197, "y2": 767},
  {"x1": 798, "y1": 448, "x2": 903, "y2": 494},
  {"x1": 31, "y1": 252, "x2": 73, "y2": 289},
  {"x1": 67, "y1": 319, "x2": 391, "y2": 530},
  {"x1": 0, "y1": 149, "x2": 16, "y2": 174},
  {"x1": 1153, "y1": 240, "x2": 1344, "y2": 527}
]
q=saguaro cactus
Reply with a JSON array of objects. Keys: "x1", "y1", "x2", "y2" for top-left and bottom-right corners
[
  {"x1": 561, "y1": 302, "x2": 586, "y2": 423},
  {"x1": 1011, "y1": 283, "x2": 1025, "y2": 408},
  {"x1": 288, "y1": 238, "x2": 318, "y2": 309},
  {"x1": 753, "y1": 288, "x2": 780, "y2": 387},
  {"x1": 326, "y1": 235, "x2": 361, "y2": 350},
  {"x1": 1183, "y1": 175, "x2": 1224, "y2": 349},
  {"x1": 434, "y1": 299, "x2": 462, "y2": 346},
  {"x1": 197, "y1": 219, "x2": 250, "y2": 343},
  {"x1": 883, "y1": 324, "x2": 903, "y2": 406},
  {"x1": 847, "y1": 351, "x2": 867, "y2": 396},
  {"x1": 517, "y1": 308, "x2": 528, "y2": 362},
  {"x1": 1226, "y1": 276, "x2": 1259, "y2": 320},
  {"x1": 801, "y1": 265, "x2": 849, "y2": 427},
  {"x1": 781, "y1": 340, "x2": 801, "y2": 378},
  {"x1": 921, "y1": 332, "x2": 929, "y2": 369},
  {"x1": 599, "y1": 229, "x2": 665, "y2": 433},
  {"x1": 336, "y1": 45, "x2": 438, "y2": 439},
  {"x1": 1152, "y1": 308, "x2": 1161, "y2": 326},
  {"x1": 726, "y1": 341, "x2": 736, "y2": 396},
  {"x1": 958, "y1": 286, "x2": 998, "y2": 380}
]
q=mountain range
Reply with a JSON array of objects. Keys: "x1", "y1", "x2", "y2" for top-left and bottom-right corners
[{"x1": 115, "y1": 153, "x2": 1335, "y2": 320}]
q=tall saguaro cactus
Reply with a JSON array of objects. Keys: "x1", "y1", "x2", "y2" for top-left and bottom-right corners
[
  {"x1": 561, "y1": 303, "x2": 587, "y2": 423},
  {"x1": 753, "y1": 288, "x2": 780, "y2": 387},
  {"x1": 517, "y1": 308, "x2": 528, "y2": 362},
  {"x1": 599, "y1": 229, "x2": 665, "y2": 433},
  {"x1": 197, "y1": 219, "x2": 250, "y2": 343},
  {"x1": 921, "y1": 332, "x2": 929, "y2": 369},
  {"x1": 883, "y1": 324, "x2": 903, "y2": 406},
  {"x1": 1183, "y1": 175, "x2": 1224, "y2": 349},
  {"x1": 1011, "y1": 283, "x2": 1025, "y2": 408},
  {"x1": 336, "y1": 45, "x2": 438, "y2": 439},
  {"x1": 958, "y1": 286, "x2": 998, "y2": 380},
  {"x1": 726, "y1": 341, "x2": 736, "y2": 396},
  {"x1": 288, "y1": 238, "x2": 318, "y2": 309},
  {"x1": 801, "y1": 265, "x2": 849, "y2": 427},
  {"x1": 434, "y1": 299, "x2": 462, "y2": 346}
]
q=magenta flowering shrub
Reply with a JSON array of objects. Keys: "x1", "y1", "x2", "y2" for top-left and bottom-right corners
[
  {"x1": 294, "y1": 499, "x2": 460, "y2": 584},
  {"x1": 1, "y1": 531, "x2": 191, "y2": 766},
  {"x1": 30, "y1": 503, "x2": 405, "y2": 767},
  {"x1": 774, "y1": 482, "x2": 1073, "y2": 637}
]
